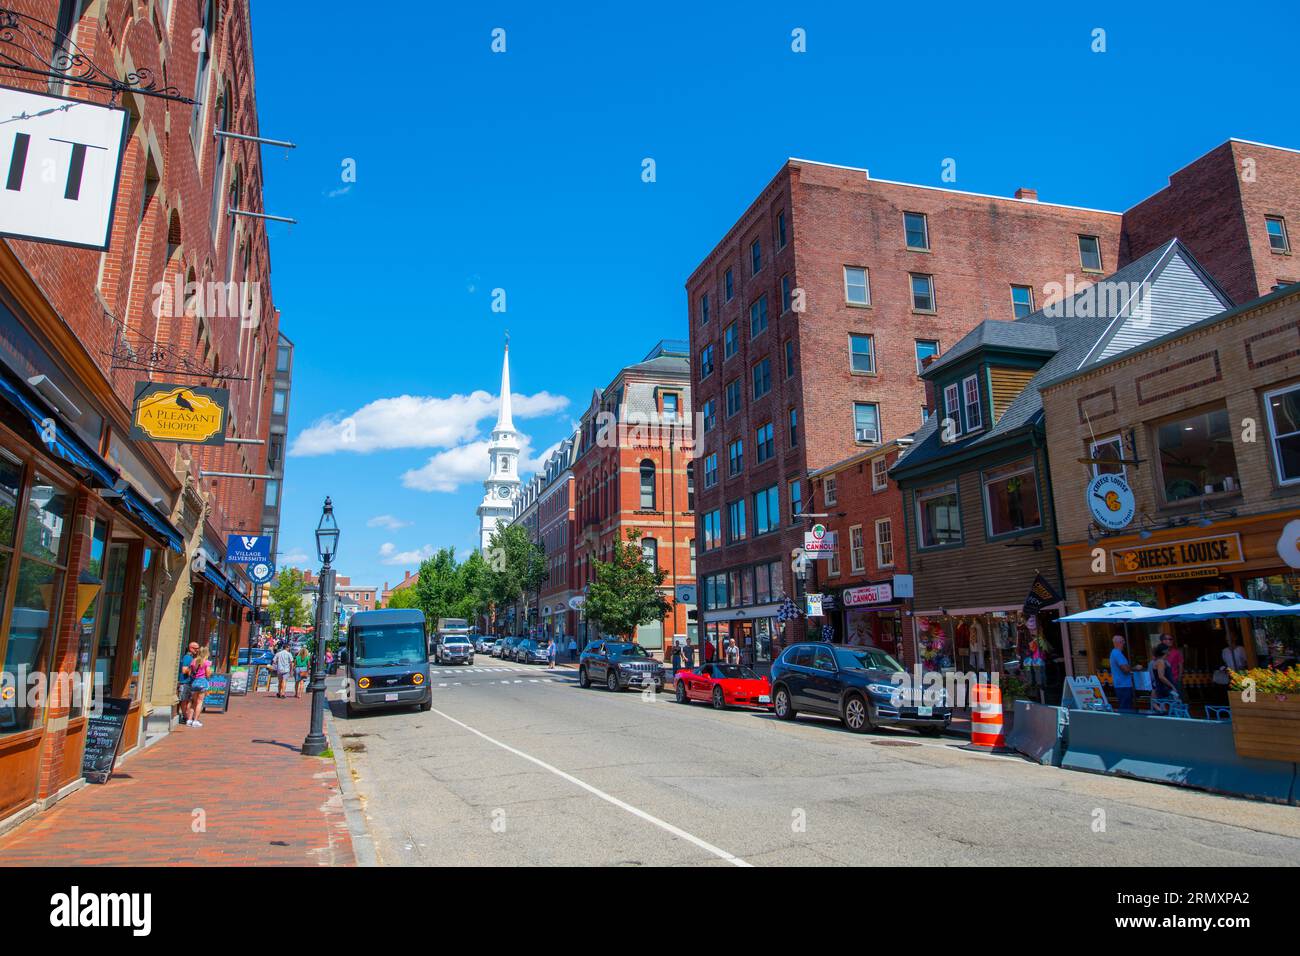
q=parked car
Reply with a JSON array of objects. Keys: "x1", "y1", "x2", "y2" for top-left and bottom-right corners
[
  {"x1": 675, "y1": 663, "x2": 771, "y2": 710},
  {"x1": 578, "y1": 640, "x2": 664, "y2": 692},
  {"x1": 489, "y1": 639, "x2": 506, "y2": 658},
  {"x1": 475, "y1": 637, "x2": 495, "y2": 654},
  {"x1": 498, "y1": 636, "x2": 521, "y2": 660},
  {"x1": 769, "y1": 643, "x2": 949, "y2": 735},
  {"x1": 517, "y1": 639, "x2": 549, "y2": 664}
]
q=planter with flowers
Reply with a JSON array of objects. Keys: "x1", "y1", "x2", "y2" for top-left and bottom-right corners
[{"x1": 1228, "y1": 667, "x2": 1300, "y2": 762}]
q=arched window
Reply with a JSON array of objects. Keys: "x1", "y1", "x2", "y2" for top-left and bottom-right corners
[
  {"x1": 640, "y1": 459, "x2": 656, "y2": 510},
  {"x1": 641, "y1": 537, "x2": 658, "y2": 570}
]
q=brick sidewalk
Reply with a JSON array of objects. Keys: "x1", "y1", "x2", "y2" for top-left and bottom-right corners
[{"x1": 0, "y1": 690, "x2": 355, "y2": 866}]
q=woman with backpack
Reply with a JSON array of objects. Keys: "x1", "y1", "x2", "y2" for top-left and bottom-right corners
[{"x1": 188, "y1": 647, "x2": 213, "y2": 727}]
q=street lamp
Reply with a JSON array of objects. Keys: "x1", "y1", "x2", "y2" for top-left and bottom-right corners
[{"x1": 302, "y1": 497, "x2": 339, "y2": 756}]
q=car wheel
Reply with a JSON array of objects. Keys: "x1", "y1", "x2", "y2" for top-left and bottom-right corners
[
  {"x1": 419, "y1": 697, "x2": 433, "y2": 712},
  {"x1": 842, "y1": 693, "x2": 873, "y2": 733},
  {"x1": 607, "y1": 671, "x2": 620, "y2": 692},
  {"x1": 578, "y1": 667, "x2": 590, "y2": 689},
  {"x1": 712, "y1": 687, "x2": 727, "y2": 710},
  {"x1": 675, "y1": 681, "x2": 690, "y2": 704},
  {"x1": 773, "y1": 686, "x2": 796, "y2": 721}
]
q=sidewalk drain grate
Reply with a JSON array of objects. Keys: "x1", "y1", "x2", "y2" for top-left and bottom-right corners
[{"x1": 871, "y1": 740, "x2": 922, "y2": 747}]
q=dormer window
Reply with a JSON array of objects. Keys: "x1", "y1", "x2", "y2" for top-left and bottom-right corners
[
  {"x1": 962, "y1": 375, "x2": 983, "y2": 432},
  {"x1": 943, "y1": 383, "x2": 961, "y2": 435}
]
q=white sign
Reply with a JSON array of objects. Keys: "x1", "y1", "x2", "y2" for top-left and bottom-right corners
[
  {"x1": 674, "y1": 584, "x2": 697, "y2": 606},
  {"x1": 1087, "y1": 472, "x2": 1135, "y2": 531},
  {"x1": 0, "y1": 86, "x2": 129, "y2": 250},
  {"x1": 804, "y1": 530, "x2": 837, "y2": 556},
  {"x1": 1277, "y1": 519, "x2": 1300, "y2": 570},
  {"x1": 568, "y1": 595, "x2": 586, "y2": 610},
  {"x1": 842, "y1": 583, "x2": 893, "y2": 607},
  {"x1": 805, "y1": 593, "x2": 824, "y2": 617}
]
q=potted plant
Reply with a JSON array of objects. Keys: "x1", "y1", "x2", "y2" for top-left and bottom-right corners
[{"x1": 1228, "y1": 666, "x2": 1300, "y2": 762}]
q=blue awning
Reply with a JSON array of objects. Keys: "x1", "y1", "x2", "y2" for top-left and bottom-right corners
[
  {"x1": 203, "y1": 561, "x2": 253, "y2": 610},
  {"x1": 0, "y1": 363, "x2": 184, "y2": 552}
]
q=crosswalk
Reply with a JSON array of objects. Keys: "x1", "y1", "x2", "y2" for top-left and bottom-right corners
[
  {"x1": 427, "y1": 665, "x2": 577, "y2": 690},
  {"x1": 431, "y1": 665, "x2": 553, "y2": 675}
]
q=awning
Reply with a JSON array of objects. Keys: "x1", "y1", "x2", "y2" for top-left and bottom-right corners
[
  {"x1": 0, "y1": 364, "x2": 184, "y2": 552},
  {"x1": 202, "y1": 561, "x2": 253, "y2": 610}
]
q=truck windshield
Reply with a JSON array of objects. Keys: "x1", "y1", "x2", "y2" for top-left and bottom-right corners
[{"x1": 352, "y1": 624, "x2": 426, "y2": 666}]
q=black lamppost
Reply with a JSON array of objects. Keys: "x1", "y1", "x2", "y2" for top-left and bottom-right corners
[{"x1": 302, "y1": 497, "x2": 339, "y2": 756}]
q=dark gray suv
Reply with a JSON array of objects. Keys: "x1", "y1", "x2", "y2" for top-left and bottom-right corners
[{"x1": 578, "y1": 640, "x2": 664, "y2": 692}]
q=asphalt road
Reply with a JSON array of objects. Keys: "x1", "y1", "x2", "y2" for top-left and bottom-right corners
[{"x1": 329, "y1": 664, "x2": 1300, "y2": 867}]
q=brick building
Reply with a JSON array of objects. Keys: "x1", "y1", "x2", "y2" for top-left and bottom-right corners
[
  {"x1": 380, "y1": 569, "x2": 418, "y2": 608},
  {"x1": 572, "y1": 341, "x2": 694, "y2": 656},
  {"x1": 0, "y1": 1, "x2": 283, "y2": 825},
  {"x1": 536, "y1": 435, "x2": 578, "y2": 639},
  {"x1": 687, "y1": 140, "x2": 1300, "y2": 671}
]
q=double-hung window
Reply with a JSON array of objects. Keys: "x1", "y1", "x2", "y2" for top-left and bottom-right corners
[{"x1": 962, "y1": 375, "x2": 983, "y2": 432}]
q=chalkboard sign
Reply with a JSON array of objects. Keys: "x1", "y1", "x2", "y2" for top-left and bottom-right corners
[
  {"x1": 229, "y1": 667, "x2": 250, "y2": 696},
  {"x1": 82, "y1": 696, "x2": 130, "y2": 784},
  {"x1": 203, "y1": 674, "x2": 230, "y2": 713}
]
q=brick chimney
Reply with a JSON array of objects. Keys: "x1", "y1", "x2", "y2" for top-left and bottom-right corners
[{"x1": 1014, "y1": 187, "x2": 1038, "y2": 201}]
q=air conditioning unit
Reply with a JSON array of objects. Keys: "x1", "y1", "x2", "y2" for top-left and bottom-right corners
[{"x1": 855, "y1": 428, "x2": 879, "y2": 443}]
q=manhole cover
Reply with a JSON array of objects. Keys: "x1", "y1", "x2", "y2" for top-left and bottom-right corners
[{"x1": 871, "y1": 739, "x2": 922, "y2": 747}]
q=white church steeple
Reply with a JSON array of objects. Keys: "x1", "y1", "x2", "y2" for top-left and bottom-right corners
[{"x1": 476, "y1": 337, "x2": 522, "y2": 552}]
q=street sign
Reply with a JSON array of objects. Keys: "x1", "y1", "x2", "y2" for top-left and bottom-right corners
[
  {"x1": 674, "y1": 584, "x2": 697, "y2": 606},
  {"x1": 226, "y1": 535, "x2": 272, "y2": 564},
  {"x1": 248, "y1": 561, "x2": 274, "y2": 585},
  {"x1": 804, "y1": 530, "x2": 836, "y2": 556}
]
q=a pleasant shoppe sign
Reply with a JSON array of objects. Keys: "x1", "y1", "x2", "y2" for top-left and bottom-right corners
[{"x1": 130, "y1": 382, "x2": 229, "y2": 445}]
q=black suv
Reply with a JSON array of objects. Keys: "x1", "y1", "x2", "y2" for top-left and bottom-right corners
[
  {"x1": 769, "y1": 642, "x2": 950, "y2": 734},
  {"x1": 578, "y1": 640, "x2": 664, "y2": 692}
]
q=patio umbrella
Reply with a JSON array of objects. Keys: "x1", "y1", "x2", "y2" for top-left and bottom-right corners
[
  {"x1": 1144, "y1": 591, "x2": 1300, "y2": 622},
  {"x1": 1058, "y1": 600, "x2": 1163, "y2": 623}
]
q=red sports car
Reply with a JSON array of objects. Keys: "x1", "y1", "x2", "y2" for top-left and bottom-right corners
[{"x1": 674, "y1": 663, "x2": 772, "y2": 710}]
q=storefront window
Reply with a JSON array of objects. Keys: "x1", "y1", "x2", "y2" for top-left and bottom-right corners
[
  {"x1": 1244, "y1": 575, "x2": 1300, "y2": 665},
  {"x1": 1, "y1": 471, "x2": 72, "y2": 734},
  {"x1": 130, "y1": 548, "x2": 155, "y2": 700},
  {"x1": 94, "y1": 544, "x2": 129, "y2": 697},
  {"x1": 70, "y1": 518, "x2": 109, "y2": 718},
  {"x1": 982, "y1": 458, "x2": 1041, "y2": 537},
  {"x1": 1156, "y1": 407, "x2": 1239, "y2": 502},
  {"x1": 916, "y1": 482, "x2": 960, "y2": 548}
]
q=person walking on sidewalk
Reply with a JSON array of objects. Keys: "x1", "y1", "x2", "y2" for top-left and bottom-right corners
[
  {"x1": 1110, "y1": 634, "x2": 1135, "y2": 712},
  {"x1": 188, "y1": 648, "x2": 212, "y2": 727},
  {"x1": 177, "y1": 640, "x2": 199, "y2": 724},
  {"x1": 295, "y1": 646, "x2": 310, "y2": 696},
  {"x1": 273, "y1": 643, "x2": 293, "y2": 698}
]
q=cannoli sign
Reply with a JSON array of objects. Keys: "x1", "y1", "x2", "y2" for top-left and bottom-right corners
[{"x1": 130, "y1": 382, "x2": 228, "y2": 445}]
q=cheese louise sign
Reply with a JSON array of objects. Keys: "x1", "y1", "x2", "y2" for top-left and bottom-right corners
[
  {"x1": 0, "y1": 86, "x2": 129, "y2": 250},
  {"x1": 130, "y1": 382, "x2": 229, "y2": 445},
  {"x1": 1110, "y1": 533, "x2": 1244, "y2": 576}
]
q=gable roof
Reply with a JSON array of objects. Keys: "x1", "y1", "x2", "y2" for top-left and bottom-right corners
[{"x1": 893, "y1": 239, "x2": 1233, "y2": 480}]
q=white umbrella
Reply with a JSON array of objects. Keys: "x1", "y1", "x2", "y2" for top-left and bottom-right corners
[
  {"x1": 1058, "y1": 600, "x2": 1163, "y2": 623},
  {"x1": 1144, "y1": 591, "x2": 1300, "y2": 622}
]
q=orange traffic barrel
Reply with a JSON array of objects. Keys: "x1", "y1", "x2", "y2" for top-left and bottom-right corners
[{"x1": 969, "y1": 683, "x2": 1009, "y2": 752}]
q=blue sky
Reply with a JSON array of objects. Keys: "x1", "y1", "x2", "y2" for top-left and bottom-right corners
[{"x1": 250, "y1": 0, "x2": 1297, "y2": 587}]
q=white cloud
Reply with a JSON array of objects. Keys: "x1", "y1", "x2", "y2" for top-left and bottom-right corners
[
  {"x1": 401, "y1": 431, "x2": 560, "y2": 494},
  {"x1": 289, "y1": 390, "x2": 568, "y2": 457},
  {"x1": 378, "y1": 541, "x2": 435, "y2": 566},
  {"x1": 367, "y1": 514, "x2": 410, "y2": 530},
  {"x1": 280, "y1": 548, "x2": 311, "y2": 566}
]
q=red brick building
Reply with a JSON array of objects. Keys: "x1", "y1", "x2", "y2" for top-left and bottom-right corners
[
  {"x1": 536, "y1": 435, "x2": 578, "y2": 639},
  {"x1": 572, "y1": 341, "x2": 694, "y2": 657},
  {"x1": 380, "y1": 569, "x2": 418, "y2": 608},
  {"x1": 687, "y1": 141, "x2": 1300, "y2": 670},
  {"x1": 0, "y1": 2, "x2": 282, "y2": 824}
]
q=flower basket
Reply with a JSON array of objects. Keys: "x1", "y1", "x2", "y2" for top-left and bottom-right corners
[{"x1": 1228, "y1": 668, "x2": 1300, "y2": 762}]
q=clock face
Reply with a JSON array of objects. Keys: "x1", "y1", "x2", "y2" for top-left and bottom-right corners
[{"x1": 497, "y1": 486, "x2": 511, "y2": 499}]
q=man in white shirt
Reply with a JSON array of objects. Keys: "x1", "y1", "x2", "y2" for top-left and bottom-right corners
[{"x1": 273, "y1": 644, "x2": 294, "y2": 699}]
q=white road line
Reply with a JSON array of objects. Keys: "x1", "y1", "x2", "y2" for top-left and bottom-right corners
[{"x1": 430, "y1": 706, "x2": 751, "y2": 868}]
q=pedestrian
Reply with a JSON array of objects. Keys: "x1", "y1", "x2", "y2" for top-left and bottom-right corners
[
  {"x1": 1213, "y1": 633, "x2": 1248, "y2": 704},
  {"x1": 682, "y1": 641, "x2": 695, "y2": 670},
  {"x1": 546, "y1": 637, "x2": 557, "y2": 670},
  {"x1": 671, "y1": 642, "x2": 681, "y2": 673},
  {"x1": 273, "y1": 642, "x2": 293, "y2": 698},
  {"x1": 325, "y1": 648, "x2": 335, "y2": 675},
  {"x1": 726, "y1": 639, "x2": 740, "y2": 665},
  {"x1": 568, "y1": 636, "x2": 577, "y2": 662},
  {"x1": 177, "y1": 640, "x2": 199, "y2": 724},
  {"x1": 1151, "y1": 643, "x2": 1178, "y2": 713},
  {"x1": 1109, "y1": 633, "x2": 1135, "y2": 712},
  {"x1": 1160, "y1": 633, "x2": 1184, "y2": 700},
  {"x1": 295, "y1": 645, "x2": 310, "y2": 696},
  {"x1": 188, "y1": 647, "x2": 212, "y2": 727}
]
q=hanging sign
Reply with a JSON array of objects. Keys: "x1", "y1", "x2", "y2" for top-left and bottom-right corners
[
  {"x1": 226, "y1": 535, "x2": 272, "y2": 565},
  {"x1": 804, "y1": 526, "x2": 837, "y2": 556},
  {"x1": 248, "y1": 561, "x2": 274, "y2": 585},
  {"x1": 0, "y1": 86, "x2": 129, "y2": 250},
  {"x1": 131, "y1": 382, "x2": 228, "y2": 445},
  {"x1": 1277, "y1": 519, "x2": 1300, "y2": 570},
  {"x1": 1087, "y1": 472, "x2": 1135, "y2": 531}
]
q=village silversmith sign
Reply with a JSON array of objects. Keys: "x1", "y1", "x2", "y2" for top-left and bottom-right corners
[{"x1": 0, "y1": 85, "x2": 129, "y2": 249}]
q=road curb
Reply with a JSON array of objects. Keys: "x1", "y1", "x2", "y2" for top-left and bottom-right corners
[{"x1": 325, "y1": 708, "x2": 379, "y2": 867}]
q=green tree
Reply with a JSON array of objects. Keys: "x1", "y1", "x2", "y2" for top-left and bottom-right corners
[
  {"x1": 267, "y1": 567, "x2": 309, "y2": 631},
  {"x1": 583, "y1": 528, "x2": 671, "y2": 639},
  {"x1": 385, "y1": 587, "x2": 420, "y2": 610},
  {"x1": 483, "y1": 523, "x2": 546, "y2": 629}
]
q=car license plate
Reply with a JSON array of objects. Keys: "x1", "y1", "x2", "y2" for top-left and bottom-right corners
[
  {"x1": 917, "y1": 705, "x2": 932, "y2": 717},
  {"x1": 758, "y1": 695, "x2": 771, "y2": 703},
  {"x1": 384, "y1": 693, "x2": 398, "y2": 702}
]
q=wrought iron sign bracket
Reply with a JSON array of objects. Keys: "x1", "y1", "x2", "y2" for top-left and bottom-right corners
[{"x1": 0, "y1": 8, "x2": 196, "y2": 105}]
